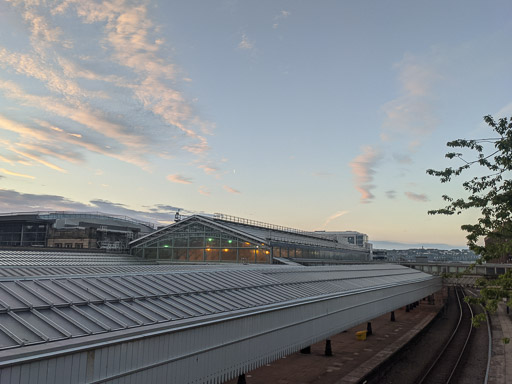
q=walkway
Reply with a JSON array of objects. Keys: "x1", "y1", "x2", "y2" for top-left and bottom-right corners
[{"x1": 489, "y1": 302, "x2": 512, "y2": 384}]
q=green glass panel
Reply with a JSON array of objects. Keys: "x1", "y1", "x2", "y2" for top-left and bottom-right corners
[
  {"x1": 189, "y1": 236, "x2": 204, "y2": 247},
  {"x1": 158, "y1": 248, "x2": 172, "y2": 260},
  {"x1": 221, "y1": 237, "x2": 237, "y2": 247},
  {"x1": 205, "y1": 248, "x2": 220, "y2": 261},
  {"x1": 174, "y1": 237, "x2": 188, "y2": 247},
  {"x1": 144, "y1": 248, "x2": 158, "y2": 259},
  {"x1": 173, "y1": 248, "x2": 187, "y2": 260},
  {"x1": 221, "y1": 248, "x2": 237, "y2": 262},
  {"x1": 188, "y1": 248, "x2": 204, "y2": 261},
  {"x1": 188, "y1": 224, "x2": 204, "y2": 232},
  {"x1": 238, "y1": 248, "x2": 255, "y2": 263},
  {"x1": 256, "y1": 250, "x2": 269, "y2": 263},
  {"x1": 159, "y1": 239, "x2": 173, "y2": 248},
  {"x1": 206, "y1": 236, "x2": 220, "y2": 247}
]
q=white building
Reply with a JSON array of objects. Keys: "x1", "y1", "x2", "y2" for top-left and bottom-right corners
[{"x1": 315, "y1": 230, "x2": 372, "y2": 252}]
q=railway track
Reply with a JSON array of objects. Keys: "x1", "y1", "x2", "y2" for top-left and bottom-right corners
[{"x1": 418, "y1": 286, "x2": 477, "y2": 384}]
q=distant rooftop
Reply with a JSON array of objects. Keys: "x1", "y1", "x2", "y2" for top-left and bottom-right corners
[{"x1": 0, "y1": 211, "x2": 156, "y2": 230}]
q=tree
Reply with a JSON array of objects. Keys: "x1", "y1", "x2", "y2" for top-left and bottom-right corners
[{"x1": 427, "y1": 115, "x2": 512, "y2": 322}]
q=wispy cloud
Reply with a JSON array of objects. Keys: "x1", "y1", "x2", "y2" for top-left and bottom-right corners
[
  {"x1": 167, "y1": 174, "x2": 193, "y2": 184},
  {"x1": 386, "y1": 190, "x2": 397, "y2": 199},
  {"x1": 198, "y1": 164, "x2": 218, "y2": 175},
  {"x1": 349, "y1": 146, "x2": 382, "y2": 203},
  {"x1": 0, "y1": 0, "x2": 218, "y2": 176},
  {"x1": 392, "y1": 153, "x2": 413, "y2": 165},
  {"x1": 238, "y1": 34, "x2": 254, "y2": 50},
  {"x1": 0, "y1": 189, "x2": 193, "y2": 226},
  {"x1": 405, "y1": 191, "x2": 429, "y2": 202},
  {"x1": 496, "y1": 101, "x2": 512, "y2": 117},
  {"x1": 223, "y1": 185, "x2": 241, "y2": 194},
  {"x1": 313, "y1": 171, "x2": 334, "y2": 178},
  {"x1": 198, "y1": 186, "x2": 210, "y2": 196},
  {"x1": 381, "y1": 54, "x2": 440, "y2": 146},
  {"x1": 0, "y1": 168, "x2": 35, "y2": 179},
  {"x1": 347, "y1": 53, "x2": 441, "y2": 202},
  {"x1": 322, "y1": 210, "x2": 349, "y2": 228},
  {"x1": 273, "y1": 10, "x2": 290, "y2": 29}
]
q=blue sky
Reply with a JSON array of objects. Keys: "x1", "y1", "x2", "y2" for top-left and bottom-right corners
[{"x1": 0, "y1": 0, "x2": 511, "y2": 247}]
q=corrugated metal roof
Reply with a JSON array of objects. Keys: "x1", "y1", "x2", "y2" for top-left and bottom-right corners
[
  {"x1": 0, "y1": 263, "x2": 429, "y2": 356},
  {"x1": 0, "y1": 250, "x2": 151, "y2": 267}
]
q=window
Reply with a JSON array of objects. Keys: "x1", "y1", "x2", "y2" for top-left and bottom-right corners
[{"x1": 75, "y1": 243, "x2": 83, "y2": 249}]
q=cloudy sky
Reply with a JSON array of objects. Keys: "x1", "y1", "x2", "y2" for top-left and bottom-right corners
[{"x1": 0, "y1": 0, "x2": 511, "y2": 247}]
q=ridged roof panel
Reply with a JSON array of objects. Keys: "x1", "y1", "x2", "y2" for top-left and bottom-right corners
[{"x1": 0, "y1": 263, "x2": 432, "y2": 356}]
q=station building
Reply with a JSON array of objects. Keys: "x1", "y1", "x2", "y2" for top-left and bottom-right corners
[
  {"x1": 0, "y1": 212, "x2": 154, "y2": 251},
  {"x1": 130, "y1": 213, "x2": 371, "y2": 263},
  {"x1": 314, "y1": 230, "x2": 371, "y2": 250}
]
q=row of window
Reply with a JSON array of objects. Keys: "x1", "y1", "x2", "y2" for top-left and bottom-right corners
[
  {"x1": 54, "y1": 243, "x2": 84, "y2": 248},
  {"x1": 273, "y1": 246, "x2": 360, "y2": 260},
  {"x1": 132, "y1": 247, "x2": 270, "y2": 263}
]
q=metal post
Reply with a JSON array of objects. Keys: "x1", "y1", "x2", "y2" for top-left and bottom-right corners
[
  {"x1": 325, "y1": 339, "x2": 332, "y2": 356},
  {"x1": 390, "y1": 311, "x2": 395, "y2": 322},
  {"x1": 20, "y1": 224, "x2": 24, "y2": 246},
  {"x1": 367, "y1": 322, "x2": 372, "y2": 336},
  {"x1": 406, "y1": 304, "x2": 410, "y2": 312},
  {"x1": 300, "y1": 346, "x2": 311, "y2": 354},
  {"x1": 237, "y1": 373, "x2": 246, "y2": 384}
]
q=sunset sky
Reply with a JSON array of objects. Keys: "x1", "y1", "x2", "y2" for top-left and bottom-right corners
[{"x1": 0, "y1": 0, "x2": 511, "y2": 247}]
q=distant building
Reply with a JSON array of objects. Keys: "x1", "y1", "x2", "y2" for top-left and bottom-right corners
[
  {"x1": 315, "y1": 230, "x2": 372, "y2": 250},
  {"x1": 130, "y1": 213, "x2": 370, "y2": 263},
  {"x1": 0, "y1": 212, "x2": 155, "y2": 251}
]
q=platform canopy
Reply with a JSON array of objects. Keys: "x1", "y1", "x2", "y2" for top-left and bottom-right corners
[{"x1": 0, "y1": 263, "x2": 441, "y2": 384}]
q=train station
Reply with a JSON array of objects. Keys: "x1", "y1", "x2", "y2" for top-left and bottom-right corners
[{"x1": 0, "y1": 212, "x2": 509, "y2": 383}]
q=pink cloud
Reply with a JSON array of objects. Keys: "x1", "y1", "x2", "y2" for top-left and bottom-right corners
[
  {"x1": 198, "y1": 186, "x2": 210, "y2": 196},
  {"x1": 199, "y1": 164, "x2": 218, "y2": 175},
  {"x1": 223, "y1": 185, "x2": 241, "y2": 194},
  {"x1": 238, "y1": 34, "x2": 254, "y2": 50},
  {"x1": 0, "y1": 168, "x2": 35, "y2": 179},
  {"x1": 167, "y1": 174, "x2": 193, "y2": 185},
  {"x1": 322, "y1": 210, "x2": 349, "y2": 228},
  {"x1": 349, "y1": 146, "x2": 382, "y2": 203}
]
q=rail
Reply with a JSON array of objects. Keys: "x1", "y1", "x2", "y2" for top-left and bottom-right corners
[{"x1": 418, "y1": 286, "x2": 474, "y2": 384}]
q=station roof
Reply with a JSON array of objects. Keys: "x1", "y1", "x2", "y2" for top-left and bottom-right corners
[
  {"x1": 0, "y1": 211, "x2": 155, "y2": 232},
  {"x1": 0, "y1": 262, "x2": 432, "y2": 362},
  {"x1": 130, "y1": 214, "x2": 367, "y2": 253}
]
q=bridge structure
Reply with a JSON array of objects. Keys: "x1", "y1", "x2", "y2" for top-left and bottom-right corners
[
  {"x1": 0, "y1": 256, "x2": 441, "y2": 384},
  {"x1": 399, "y1": 261, "x2": 512, "y2": 287},
  {"x1": 400, "y1": 261, "x2": 512, "y2": 277}
]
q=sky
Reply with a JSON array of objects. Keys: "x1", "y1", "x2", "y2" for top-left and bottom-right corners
[{"x1": 0, "y1": 0, "x2": 511, "y2": 248}]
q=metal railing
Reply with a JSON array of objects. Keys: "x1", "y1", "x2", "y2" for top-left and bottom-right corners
[{"x1": 213, "y1": 213, "x2": 333, "y2": 241}]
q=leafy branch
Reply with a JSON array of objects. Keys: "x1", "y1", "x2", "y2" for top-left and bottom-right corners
[{"x1": 428, "y1": 115, "x2": 512, "y2": 319}]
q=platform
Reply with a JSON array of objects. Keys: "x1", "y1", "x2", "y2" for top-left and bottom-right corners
[{"x1": 226, "y1": 290, "x2": 445, "y2": 384}]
